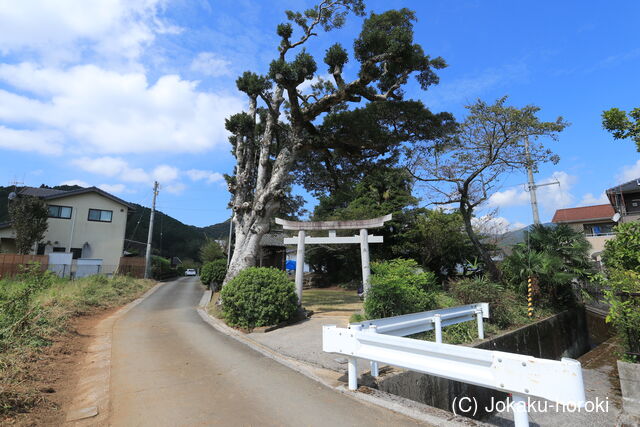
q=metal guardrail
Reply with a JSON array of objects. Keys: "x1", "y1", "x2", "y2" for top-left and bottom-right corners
[
  {"x1": 351, "y1": 303, "x2": 489, "y2": 339},
  {"x1": 323, "y1": 324, "x2": 586, "y2": 427}
]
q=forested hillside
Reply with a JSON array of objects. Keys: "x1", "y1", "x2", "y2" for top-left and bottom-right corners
[{"x1": 0, "y1": 185, "x2": 230, "y2": 262}]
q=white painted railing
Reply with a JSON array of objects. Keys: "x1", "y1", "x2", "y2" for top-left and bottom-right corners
[
  {"x1": 351, "y1": 303, "x2": 489, "y2": 340},
  {"x1": 351, "y1": 304, "x2": 489, "y2": 377},
  {"x1": 323, "y1": 324, "x2": 586, "y2": 427}
]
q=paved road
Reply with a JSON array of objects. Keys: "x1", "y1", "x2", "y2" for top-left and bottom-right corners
[{"x1": 109, "y1": 277, "x2": 422, "y2": 426}]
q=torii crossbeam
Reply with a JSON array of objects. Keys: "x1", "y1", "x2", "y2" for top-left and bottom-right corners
[{"x1": 275, "y1": 214, "x2": 392, "y2": 304}]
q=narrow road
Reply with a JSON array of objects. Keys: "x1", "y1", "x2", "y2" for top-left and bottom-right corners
[{"x1": 109, "y1": 277, "x2": 422, "y2": 426}]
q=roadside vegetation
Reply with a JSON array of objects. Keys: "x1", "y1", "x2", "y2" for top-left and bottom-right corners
[
  {"x1": 0, "y1": 265, "x2": 154, "y2": 418},
  {"x1": 601, "y1": 223, "x2": 640, "y2": 363}
]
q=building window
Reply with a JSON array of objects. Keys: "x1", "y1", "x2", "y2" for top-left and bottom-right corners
[
  {"x1": 583, "y1": 222, "x2": 615, "y2": 236},
  {"x1": 70, "y1": 248, "x2": 82, "y2": 259},
  {"x1": 52, "y1": 247, "x2": 66, "y2": 252},
  {"x1": 48, "y1": 205, "x2": 72, "y2": 219},
  {"x1": 88, "y1": 209, "x2": 113, "y2": 222}
]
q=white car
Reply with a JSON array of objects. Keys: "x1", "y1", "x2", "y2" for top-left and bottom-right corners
[{"x1": 185, "y1": 268, "x2": 197, "y2": 276}]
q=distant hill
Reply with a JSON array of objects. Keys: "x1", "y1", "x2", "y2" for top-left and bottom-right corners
[{"x1": 0, "y1": 185, "x2": 230, "y2": 262}]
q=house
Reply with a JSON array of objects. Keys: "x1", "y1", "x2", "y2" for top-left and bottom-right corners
[
  {"x1": 0, "y1": 186, "x2": 133, "y2": 274},
  {"x1": 605, "y1": 178, "x2": 640, "y2": 223},
  {"x1": 551, "y1": 204, "x2": 617, "y2": 259}
]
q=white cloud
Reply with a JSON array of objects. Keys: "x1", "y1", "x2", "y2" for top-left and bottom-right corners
[
  {"x1": 164, "y1": 183, "x2": 186, "y2": 194},
  {"x1": 579, "y1": 192, "x2": 609, "y2": 206},
  {"x1": 487, "y1": 171, "x2": 577, "y2": 213},
  {"x1": 60, "y1": 179, "x2": 89, "y2": 187},
  {"x1": 152, "y1": 165, "x2": 179, "y2": 182},
  {"x1": 617, "y1": 160, "x2": 640, "y2": 184},
  {"x1": 0, "y1": 0, "x2": 179, "y2": 64},
  {"x1": 472, "y1": 215, "x2": 519, "y2": 235},
  {"x1": 0, "y1": 126, "x2": 64, "y2": 155},
  {"x1": 186, "y1": 169, "x2": 224, "y2": 184},
  {"x1": 98, "y1": 183, "x2": 127, "y2": 194},
  {"x1": 0, "y1": 63, "x2": 244, "y2": 155},
  {"x1": 487, "y1": 187, "x2": 530, "y2": 209},
  {"x1": 190, "y1": 52, "x2": 232, "y2": 77},
  {"x1": 71, "y1": 157, "x2": 150, "y2": 183}
]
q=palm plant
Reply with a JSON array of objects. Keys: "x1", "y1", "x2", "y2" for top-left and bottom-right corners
[{"x1": 501, "y1": 224, "x2": 593, "y2": 308}]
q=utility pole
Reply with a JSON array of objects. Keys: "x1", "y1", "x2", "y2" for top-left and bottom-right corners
[
  {"x1": 144, "y1": 181, "x2": 159, "y2": 279},
  {"x1": 524, "y1": 137, "x2": 540, "y2": 225},
  {"x1": 524, "y1": 137, "x2": 559, "y2": 226}
]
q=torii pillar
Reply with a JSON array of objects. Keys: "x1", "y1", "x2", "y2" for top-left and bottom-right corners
[{"x1": 276, "y1": 214, "x2": 392, "y2": 304}]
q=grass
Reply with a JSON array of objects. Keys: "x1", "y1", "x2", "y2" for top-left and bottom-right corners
[
  {"x1": 0, "y1": 267, "x2": 155, "y2": 418},
  {"x1": 301, "y1": 287, "x2": 363, "y2": 316}
]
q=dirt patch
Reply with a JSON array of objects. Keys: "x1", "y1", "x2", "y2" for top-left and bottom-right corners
[{"x1": 1, "y1": 307, "x2": 118, "y2": 426}]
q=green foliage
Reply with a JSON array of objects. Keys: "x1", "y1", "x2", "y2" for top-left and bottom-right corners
[
  {"x1": 502, "y1": 224, "x2": 593, "y2": 308},
  {"x1": 201, "y1": 259, "x2": 227, "y2": 290},
  {"x1": 0, "y1": 265, "x2": 56, "y2": 349},
  {"x1": 604, "y1": 269, "x2": 640, "y2": 360},
  {"x1": 603, "y1": 222, "x2": 640, "y2": 272},
  {"x1": 449, "y1": 276, "x2": 527, "y2": 328},
  {"x1": 151, "y1": 256, "x2": 179, "y2": 280},
  {"x1": 199, "y1": 240, "x2": 225, "y2": 263},
  {"x1": 0, "y1": 271, "x2": 153, "y2": 416},
  {"x1": 221, "y1": 268, "x2": 298, "y2": 329},
  {"x1": 8, "y1": 196, "x2": 48, "y2": 254},
  {"x1": 602, "y1": 107, "x2": 640, "y2": 151},
  {"x1": 364, "y1": 259, "x2": 438, "y2": 319}
]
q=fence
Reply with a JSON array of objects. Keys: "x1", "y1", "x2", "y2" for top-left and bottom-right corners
[
  {"x1": 118, "y1": 257, "x2": 146, "y2": 278},
  {"x1": 0, "y1": 254, "x2": 48, "y2": 278}
]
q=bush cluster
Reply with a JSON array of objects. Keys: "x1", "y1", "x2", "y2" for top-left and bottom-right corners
[
  {"x1": 449, "y1": 275, "x2": 526, "y2": 328},
  {"x1": 220, "y1": 267, "x2": 298, "y2": 329},
  {"x1": 604, "y1": 269, "x2": 640, "y2": 362},
  {"x1": 201, "y1": 259, "x2": 227, "y2": 290},
  {"x1": 364, "y1": 259, "x2": 438, "y2": 319}
]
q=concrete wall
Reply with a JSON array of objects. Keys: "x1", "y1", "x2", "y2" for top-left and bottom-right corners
[{"x1": 376, "y1": 308, "x2": 591, "y2": 419}]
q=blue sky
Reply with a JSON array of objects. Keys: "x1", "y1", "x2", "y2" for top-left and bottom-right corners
[{"x1": 0, "y1": 1, "x2": 638, "y2": 231}]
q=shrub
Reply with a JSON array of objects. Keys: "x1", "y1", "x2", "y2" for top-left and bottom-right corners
[
  {"x1": 201, "y1": 259, "x2": 227, "y2": 290},
  {"x1": 364, "y1": 259, "x2": 438, "y2": 319},
  {"x1": 221, "y1": 267, "x2": 298, "y2": 329},
  {"x1": 603, "y1": 222, "x2": 640, "y2": 272},
  {"x1": 449, "y1": 275, "x2": 526, "y2": 328},
  {"x1": 604, "y1": 269, "x2": 640, "y2": 362}
]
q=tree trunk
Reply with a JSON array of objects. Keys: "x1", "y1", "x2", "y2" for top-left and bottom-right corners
[{"x1": 460, "y1": 204, "x2": 502, "y2": 282}]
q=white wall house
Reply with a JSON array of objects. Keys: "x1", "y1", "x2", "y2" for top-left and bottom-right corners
[{"x1": 0, "y1": 187, "x2": 133, "y2": 275}]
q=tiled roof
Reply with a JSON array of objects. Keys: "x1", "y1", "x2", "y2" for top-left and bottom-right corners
[
  {"x1": 551, "y1": 204, "x2": 615, "y2": 223},
  {"x1": 260, "y1": 233, "x2": 284, "y2": 247},
  {"x1": 19, "y1": 187, "x2": 67, "y2": 198},
  {"x1": 17, "y1": 186, "x2": 134, "y2": 210}
]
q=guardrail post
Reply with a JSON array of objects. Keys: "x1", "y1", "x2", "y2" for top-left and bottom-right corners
[
  {"x1": 434, "y1": 314, "x2": 442, "y2": 343},
  {"x1": 347, "y1": 324, "x2": 362, "y2": 390},
  {"x1": 476, "y1": 309, "x2": 484, "y2": 339},
  {"x1": 512, "y1": 394, "x2": 529, "y2": 427},
  {"x1": 369, "y1": 325, "x2": 379, "y2": 377}
]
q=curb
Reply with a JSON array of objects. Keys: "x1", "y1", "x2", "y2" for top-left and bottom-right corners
[
  {"x1": 196, "y1": 294, "x2": 483, "y2": 427},
  {"x1": 65, "y1": 280, "x2": 166, "y2": 426}
]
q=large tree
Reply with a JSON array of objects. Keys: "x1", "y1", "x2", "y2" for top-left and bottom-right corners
[
  {"x1": 602, "y1": 107, "x2": 640, "y2": 151},
  {"x1": 224, "y1": 1, "x2": 453, "y2": 283},
  {"x1": 8, "y1": 195, "x2": 48, "y2": 254},
  {"x1": 408, "y1": 97, "x2": 568, "y2": 281}
]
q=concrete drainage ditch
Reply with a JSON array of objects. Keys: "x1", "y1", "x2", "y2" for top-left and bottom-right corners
[{"x1": 366, "y1": 307, "x2": 612, "y2": 421}]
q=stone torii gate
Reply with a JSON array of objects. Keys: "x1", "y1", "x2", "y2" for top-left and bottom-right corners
[{"x1": 275, "y1": 214, "x2": 392, "y2": 304}]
